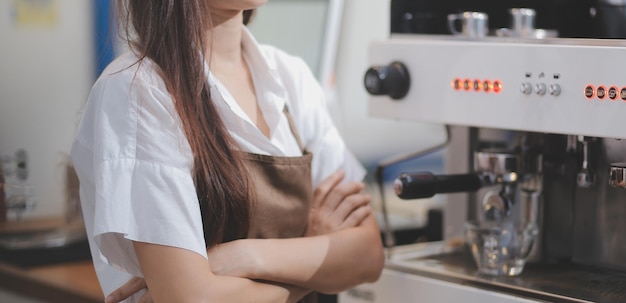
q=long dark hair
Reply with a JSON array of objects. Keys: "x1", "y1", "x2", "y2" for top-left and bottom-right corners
[{"x1": 119, "y1": 1, "x2": 253, "y2": 247}]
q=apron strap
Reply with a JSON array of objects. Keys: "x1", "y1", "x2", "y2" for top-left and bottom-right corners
[{"x1": 283, "y1": 106, "x2": 306, "y2": 154}]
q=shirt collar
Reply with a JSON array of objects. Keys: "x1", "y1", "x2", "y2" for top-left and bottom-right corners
[
  {"x1": 241, "y1": 26, "x2": 278, "y2": 74},
  {"x1": 204, "y1": 25, "x2": 282, "y2": 90},
  {"x1": 240, "y1": 26, "x2": 287, "y2": 136},
  {"x1": 241, "y1": 26, "x2": 282, "y2": 83},
  {"x1": 204, "y1": 25, "x2": 287, "y2": 140}
]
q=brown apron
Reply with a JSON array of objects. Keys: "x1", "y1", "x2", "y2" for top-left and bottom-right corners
[{"x1": 242, "y1": 107, "x2": 317, "y2": 303}]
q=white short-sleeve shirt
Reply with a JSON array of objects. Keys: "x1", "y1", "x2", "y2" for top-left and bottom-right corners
[{"x1": 70, "y1": 26, "x2": 365, "y2": 301}]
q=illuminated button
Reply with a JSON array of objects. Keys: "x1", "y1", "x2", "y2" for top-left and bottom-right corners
[
  {"x1": 549, "y1": 84, "x2": 562, "y2": 96},
  {"x1": 473, "y1": 79, "x2": 482, "y2": 91},
  {"x1": 597, "y1": 86, "x2": 607, "y2": 100},
  {"x1": 493, "y1": 80, "x2": 502, "y2": 93},
  {"x1": 452, "y1": 78, "x2": 462, "y2": 90},
  {"x1": 535, "y1": 83, "x2": 547, "y2": 96},
  {"x1": 483, "y1": 80, "x2": 491, "y2": 92},
  {"x1": 520, "y1": 82, "x2": 533, "y2": 95},
  {"x1": 608, "y1": 86, "x2": 618, "y2": 100},
  {"x1": 621, "y1": 87, "x2": 626, "y2": 101},
  {"x1": 463, "y1": 79, "x2": 471, "y2": 91},
  {"x1": 584, "y1": 85, "x2": 595, "y2": 99}
]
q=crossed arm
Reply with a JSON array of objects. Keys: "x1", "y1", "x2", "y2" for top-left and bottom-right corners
[{"x1": 107, "y1": 170, "x2": 385, "y2": 303}]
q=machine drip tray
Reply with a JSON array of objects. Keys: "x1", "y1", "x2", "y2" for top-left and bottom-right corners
[{"x1": 388, "y1": 242, "x2": 626, "y2": 303}]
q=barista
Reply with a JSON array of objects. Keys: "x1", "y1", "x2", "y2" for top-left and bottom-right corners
[{"x1": 70, "y1": 0, "x2": 384, "y2": 302}]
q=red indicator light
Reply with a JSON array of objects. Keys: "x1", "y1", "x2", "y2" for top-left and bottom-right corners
[
  {"x1": 473, "y1": 79, "x2": 482, "y2": 91},
  {"x1": 463, "y1": 79, "x2": 471, "y2": 91},
  {"x1": 493, "y1": 80, "x2": 502, "y2": 93},
  {"x1": 483, "y1": 80, "x2": 492, "y2": 92},
  {"x1": 452, "y1": 78, "x2": 462, "y2": 90},
  {"x1": 584, "y1": 85, "x2": 595, "y2": 100},
  {"x1": 609, "y1": 86, "x2": 619, "y2": 101},
  {"x1": 597, "y1": 85, "x2": 607, "y2": 100}
]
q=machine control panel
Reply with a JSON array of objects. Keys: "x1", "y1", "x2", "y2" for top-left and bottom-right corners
[
  {"x1": 447, "y1": 70, "x2": 576, "y2": 99},
  {"x1": 583, "y1": 85, "x2": 626, "y2": 101},
  {"x1": 367, "y1": 35, "x2": 626, "y2": 139}
]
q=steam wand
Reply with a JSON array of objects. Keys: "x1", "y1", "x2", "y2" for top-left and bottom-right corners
[
  {"x1": 576, "y1": 136, "x2": 595, "y2": 188},
  {"x1": 375, "y1": 165, "x2": 396, "y2": 249},
  {"x1": 370, "y1": 127, "x2": 452, "y2": 254}
]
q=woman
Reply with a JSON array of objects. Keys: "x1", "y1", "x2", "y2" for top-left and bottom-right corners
[{"x1": 70, "y1": 0, "x2": 384, "y2": 302}]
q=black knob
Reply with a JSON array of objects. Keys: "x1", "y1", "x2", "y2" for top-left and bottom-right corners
[{"x1": 364, "y1": 61, "x2": 410, "y2": 100}]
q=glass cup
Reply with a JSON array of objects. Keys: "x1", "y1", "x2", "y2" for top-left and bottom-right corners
[
  {"x1": 510, "y1": 8, "x2": 536, "y2": 38},
  {"x1": 465, "y1": 220, "x2": 538, "y2": 276},
  {"x1": 447, "y1": 12, "x2": 489, "y2": 38},
  {"x1": 0, "y1": 183, "x2": 36, "y2": 221}
]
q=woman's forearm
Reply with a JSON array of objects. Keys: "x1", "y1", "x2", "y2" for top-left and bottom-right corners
[
  {"x1": 123, "y1": 215, "x2": 382, "y2": 302},
  {"x1": 194, "y1": 276, "x2": 310, "y2": 303},
  {"x1": 243, "y1": 214, "x2": 384, "y2": 294},
  {"x1": 133, "y1": 241, "x2": 310, "y2": 303}
]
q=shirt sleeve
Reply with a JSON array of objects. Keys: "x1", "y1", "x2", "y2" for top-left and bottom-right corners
[
  {"x1": 84, "y1": 65, "x2": 207, "y2": 277},
  {"x1": 93, "y1": 158, "x2": 207, "y2": 277}
]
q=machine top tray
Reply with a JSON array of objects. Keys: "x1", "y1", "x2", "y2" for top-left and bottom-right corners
[
  {"x1": 388, "y1": 242, "x2": 626, "y2": 303},
  {"x1": 389, "y1": 34, "x2": 626, "y2": 48}
]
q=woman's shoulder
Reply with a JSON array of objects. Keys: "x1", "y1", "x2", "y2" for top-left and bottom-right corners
[
  {"x1": 96, "y1": 51, "x2": 167, "y2": 93},
  {"x1": 75, "y1": 51, "x2": 189, "y2": 168},
  {"x1": 88, "y1": 51, "x2": 175, "y2": 121}
]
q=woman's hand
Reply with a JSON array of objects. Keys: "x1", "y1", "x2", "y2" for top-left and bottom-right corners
[
  {"x1": 305, "y1": 170, "x2": 372, "y2": 237},
  {"x1": 105, "y1": 277, "x2": 151, "y2": 303}
]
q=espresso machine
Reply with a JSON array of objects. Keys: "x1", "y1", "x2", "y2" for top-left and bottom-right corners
[{"x1": 339, "y1": 0, "x2": 626, "y2": 302}]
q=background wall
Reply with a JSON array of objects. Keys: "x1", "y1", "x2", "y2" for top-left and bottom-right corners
[
  {"x1": 248, "y1": 0, "x2": 329, "y2": 79},
  {"x1": 333, "y1": 0, "x2": 447, "y2": 236},
  {"x1": 0, "y1": 0, "x2": 93, "y2": 219},
  {"x1": 333, "y1": 0, "x2": 447, "y2": 170}
]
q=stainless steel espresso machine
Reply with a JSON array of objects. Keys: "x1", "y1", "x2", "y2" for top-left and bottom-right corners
[{"x1": 339, "y1": 0, "x2": 626, "y2": 302}]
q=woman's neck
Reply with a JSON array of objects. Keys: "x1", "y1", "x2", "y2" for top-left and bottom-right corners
[{"x1": 206, "y1": 11, "x2": 244, "y2": 72}]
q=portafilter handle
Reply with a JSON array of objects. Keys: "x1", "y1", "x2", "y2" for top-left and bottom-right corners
[{"x1": 394, "y1": 172, "x2": 485, "y2": 200}]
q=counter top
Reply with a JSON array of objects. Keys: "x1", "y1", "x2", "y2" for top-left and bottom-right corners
[
  {"x1": 0, "y1": 260, "x2": 103, "y2": 303},
  {"x1": 0, "y1": 217, "x2": 102, "y2": 302}
]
